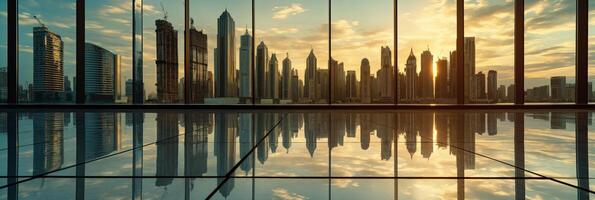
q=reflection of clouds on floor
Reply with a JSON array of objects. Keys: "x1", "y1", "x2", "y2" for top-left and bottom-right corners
[{"x1": 272, "y1": 187, "x2": 308, "y2": 200}]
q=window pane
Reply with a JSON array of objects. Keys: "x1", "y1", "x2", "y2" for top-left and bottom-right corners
[
  {"x1": 18, "y1": 0, "x2": 76, "y2": 103},
  {"x1": 397, "y1": 0, "x2": 456, "y2": 104},
  {"x1": 465, "y1": 0, "x2": 514, "y2": 104},
  {"x1": 190, "y1": 0, "x2": 251, "y2": 104},
  {"x1": 331, "y1": 0, "x2": 394, "y2": 104},
  {"x1": 85, "y1": 0, "x2": 132, "y2": 104},
  {"x1": 525, "y1": 0, "x2": 575, "y2": 103},
  {"x1": 255, "y1": 0, "x2": 329, "y2": 104},
  {"x1": 143, "y1": 0, "x2": 184, "y2": 104},
  {"x1": 0, "y1": 0, "x2": 6, "y2": 103}
]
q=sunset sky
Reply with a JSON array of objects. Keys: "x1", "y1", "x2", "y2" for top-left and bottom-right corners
[{"x1": 0, "y1": 0, "x2": 593, "y2": 97}]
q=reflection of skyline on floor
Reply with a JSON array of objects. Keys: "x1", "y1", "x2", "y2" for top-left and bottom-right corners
[{"x1": 0, "y1": 111, "x2": 592, "y2": 199}]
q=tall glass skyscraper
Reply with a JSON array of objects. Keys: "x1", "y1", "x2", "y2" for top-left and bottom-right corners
[
  {"x1": 239, "y1": 29, "x2": 252, "y2": 100},
  {"x1": 33, "y1": 26, "x2": 64, "y2": 102},
  {"x1": 84, "y1": 43, "x2": 119, "y2": 103},
  {"x1": 255, "y1": 41, "x2": 269, "y2": 101},
  {"x1": 215, "y1": 10, "x2": 237, "y2": 97}
]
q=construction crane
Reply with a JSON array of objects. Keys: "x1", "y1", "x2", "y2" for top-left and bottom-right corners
[
  {"x1": 33, "y1": 15, "x2": 46, "y2": 27},
  {"x1": 160, "y1": 2, "x2": 168, "y2": 20}
]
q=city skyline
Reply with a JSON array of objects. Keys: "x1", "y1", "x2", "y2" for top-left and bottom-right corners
[{"x1": 2, "y1": 0, "x2": 594, "y2": 103}]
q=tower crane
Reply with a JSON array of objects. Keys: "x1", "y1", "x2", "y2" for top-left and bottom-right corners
[{"x1": 33, "y1": 15, "x2": 46, "y2": 27}]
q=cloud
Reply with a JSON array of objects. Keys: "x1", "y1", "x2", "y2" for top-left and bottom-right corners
[
  {"x1": 270, "y1": 27, "x2": 299, "y2": 34},
  {"x1": 273, "y1": 3, "x2": 306, "y2": 20}
]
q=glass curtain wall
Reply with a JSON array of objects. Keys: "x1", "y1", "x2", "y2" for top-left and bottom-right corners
[
  {"x1": 85, "y1": 0, "x2": 132, "y2": 104},
  {"x1": 397, "y1": 0, "x2": 456, "y2": 104},
  {"x1": 465, "y1": 0, "x2": 514, "y2": 104},
  {"x1": 18, "y1": 0, "x2": 76, "y2": 103},
  {"x1": 524, "y1": 0, "x2": 576, "y2": 103},
  {"x1": 255, "y1": 0, "x2": 329, "y2": 104},
  {"x1": 189, "y1": 0, "x2": 251, "y2": 105},
  {"x1": 331, "y1": 0, "x2": 395, "y2": 105}
]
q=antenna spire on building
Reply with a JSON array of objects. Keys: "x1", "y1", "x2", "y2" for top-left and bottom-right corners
[{"x1": 160, "y1": 2, "x2": 168, "y2": 20}]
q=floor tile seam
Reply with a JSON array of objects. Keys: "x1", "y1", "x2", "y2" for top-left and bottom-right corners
[{"x1": 205, "y1": 114, "x2": 286, "y2": 199}]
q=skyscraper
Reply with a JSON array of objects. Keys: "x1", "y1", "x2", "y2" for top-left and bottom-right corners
[
  {"x1": 126, "y1": 79, "x2": 133, "y2": 103},
  {"x1": 33, "y1": 26, "x2": 64, "y2": 102},
  {"x1": 420, "y1": 48, "x2": 434, "y2": 99},
  {"x1": 346, "y1": 70, "x2": 357, "y2": 102},
  {"x1": 360, "y1": 58, "x2": 371, "y2": 103},
  {"x1": 330, "y1": 58, "x2": 345, "y2": 102},
  {"x1": 448, "y1": 50, "x2": 457, "y2": 98},
  {"x1": 291, "y1": 69, "x2": 300, "y2": 102},
  {"x1": 188, "y1": 22, "x2": 209, "y2": 103},
  {"x1": 255, "y1": 42, "x2": 268, "y2": 100},
  {"x1": 487, "y1": 70, "x2": 497, "y2": 101},
  {"x1": 497, "y1": 85, "x2": 506, "y2": 102},
  {"x1": 551, "y1": 76, "x2": 566, "y2": 101},
  {"x1": 435, "y1": 58, "x2": 448, "y2": 99},
  {"x1": 155, "y1": 19, "x2": 179, "y2": 103},
  {"x1": 84, "y1": 42, "x2": 118, "y2": 103},
  {"x1": 113, "y1": 55, "x2": 121, "y2": 101},
  {"x1": 239, "y1": 29, "x2": 252, "y2": 100},
  {"x1": 378, "y1": 46, "x2": 394, "y2": 100},
  {"x1": 404, "y1": 49, "x2": 417, "y2": 101},
  {"x1": 464, "y1": 37, "x2": 476, "y2": 102},
  {"x1": 305, "y1": 49, "x2": 317, "y2": 100},
  {"x1": 476, "y1": 72, "x2": 486, "y2": 99},
  {"x1": 268, "y1": 53, "x2": 279, "y2": 99},
  {"x1": 215, "y1": 10, "x2": 237, "y2": 97},
  {"x1": 282, "y1": 54, "x2": 292, "y2": 100}
]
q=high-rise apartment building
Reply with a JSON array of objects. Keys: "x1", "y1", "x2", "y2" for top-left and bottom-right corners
[
  {"x1": 33, "y1": 26, "x2": 64, "y2": 102},
  {"x1": 155, "y1": 19, "x2": 179, "y2": 103}
]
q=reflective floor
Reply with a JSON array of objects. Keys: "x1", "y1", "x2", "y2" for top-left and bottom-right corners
[{"x1": 0, "y1": 111, "x2": 593, "y2": 199}]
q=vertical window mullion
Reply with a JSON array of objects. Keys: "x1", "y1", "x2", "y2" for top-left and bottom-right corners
[
  {"x1": 76, "y1": 0, "x2": 85, "y2": 104},
  {"x1": 514, "y1": 0, "x2": 524, "y2": 105},
  {"x1": 457, "y1": 0, "x2": 464, "y2": 104},
  {"x1": 576, "y1": 0, "x2": 588, "y2": 104},
  {"x1": 7, "y1": 0, "x2": 18, "y2": 104}
]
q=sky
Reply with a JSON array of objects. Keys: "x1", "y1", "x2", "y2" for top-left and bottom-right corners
[{"x1": 1, "y1": 0, "x2": 595, "y2": 98}]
